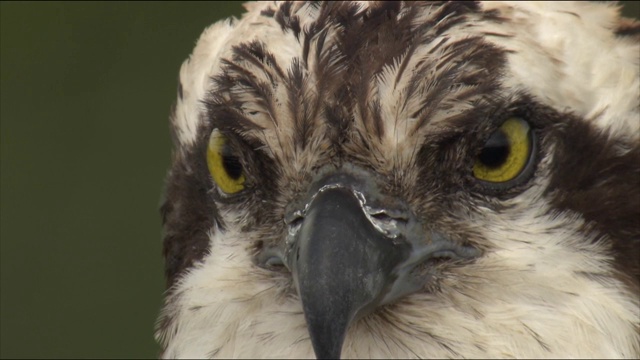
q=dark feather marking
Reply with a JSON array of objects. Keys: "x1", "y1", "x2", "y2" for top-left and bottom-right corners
[
  {"x1": 161, "y1": 137, "x2": 219, "y2": 286},
  {"x1": 292, "y1": 333, "x2": 310, "y2": 345},
  {"x1": 437, "y1": 341, "x2": 460, "y2": 357},
  {"x1": 546, "y1": 114, "x2": 640, "y2": 288},
  {"x1": 218, "y1": 43, "x2": 288, "y2": 132},
  {"x1": 301, "y1": 23, "x2": 343, "y2": 151},
  {"x1": 481, "y1": 31, "x2": 513, "y2": 38},
  {"x1": 415, "y1": 3, "x2": 468, "y2": 37},
  {"x1": 251, "y1": 41, "x2": 287, "y2": 80},
  {"x1": 393, "y1": 42, "x2": 418, "y2": 90},
  {"x1": 398, "y1": 2, "x2": 506, "y2": 131},
  {"x1": 260, "y1": 7, "x2": 276, "y2": 18},
  {"x1": 208, "y1": 42, "x2": 287, "y2": 132},
  {"x1": 411, "y1": 36, "x2": 505, "y2": 131},
  {"x1": 316, "y1": 29, "x2": 329, "y2": 67},
  {"x1": 369, "y1": 100, "x2": 384, "y2": 140},
  {"x1": 214, "y1": 60, "x2": 271, "y2": 104},
  {"x1": 231, "y1": 41, "x2": 286, "y2": 85},
  {"x1": 204, "y1": 74, "x2": 266, "y2": 132},
  {"x1": 209, "y1": 73, "x2": 267, "y2": 118},
  {"x1": 557, "y1": 10, "x2": 580, "y2": 19},
  {"x1": 254, "y1": 1, "x2": 505, "y2": 144},
  {"x1": 362, "y1": 317, "x2": 393, "y2": 355},
  {"x1": 274, "y1": 1, "x2": 302, "y2": 39},
  {"x1": 359, "y1": 3, "x2": 416, "y2": 138},
  {"x1": 324, "y1": 95, "x2": 351, "y2": 155},
  {"x1": 377, "y1": 312, "x2": 423, "y2": 358},
  {"x1": 285, "y1": 58, "x2": 310, "y2": 149},
  {"x1": 301, "y1": 31, "x2": 311, "y2": 67},
  {"x1": 522, "y1": 322, "x2": 551, "y2": 352},
  {"x1": 207, "y1": 347, "x2": 221, "y2": 358},
  {"x1": 382, "y1": 311, "x2": 464, "y2": 360},
  {"x1": 205, "y1": 97, "x2": 265, "y2": 133},
  {"x1": 616, "y1": 17, "x2": 640, "y2": 38}
]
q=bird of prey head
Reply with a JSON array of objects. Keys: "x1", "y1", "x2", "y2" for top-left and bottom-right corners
[{"x1": 155, "y1": 1, "x2": 640, "y2": 358}]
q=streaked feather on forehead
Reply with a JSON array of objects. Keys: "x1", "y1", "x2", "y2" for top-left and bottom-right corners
[{"x1": 171, "y1": 1, "x2": 638, "y2": 154}]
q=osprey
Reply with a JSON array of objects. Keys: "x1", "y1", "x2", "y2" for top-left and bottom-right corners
[{"x1": 156, "y1": 1, "x2": 640, "y2": 358}]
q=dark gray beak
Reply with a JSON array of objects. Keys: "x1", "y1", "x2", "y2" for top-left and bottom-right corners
[
  {"x1": 261, "y1": 168, "x2": 479, "y2": 359},
  {"x1": 288, "y1": 185, "x2": 409, "y2": 359}
]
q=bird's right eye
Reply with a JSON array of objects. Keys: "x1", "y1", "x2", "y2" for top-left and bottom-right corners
[{"x1": 207, "y1": 129, "x2": 246, "y2": 194}]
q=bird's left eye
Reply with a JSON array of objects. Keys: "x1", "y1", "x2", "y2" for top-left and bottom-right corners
[
  {"x1": 473, "y1": 117, "x2": 534, "y2": 184},
  {"x1": 207, "y1": 129, "x2": 246, "y2": 194}
]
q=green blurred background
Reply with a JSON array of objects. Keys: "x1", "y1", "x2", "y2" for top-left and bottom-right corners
[
  {"x1": 0, "y1": 2, "x2": 244, "y2": 358},
  {"x1": 1, "y1": 1, "x2": 638, "y2": 358}
]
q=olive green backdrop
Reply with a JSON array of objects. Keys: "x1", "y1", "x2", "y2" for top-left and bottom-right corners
[
  {"x1": 1, "y1": 2, "x2": 638, "y2": 359},
  {"x1": 0, "y1": 2, "x2": 244, "y2": 358}
]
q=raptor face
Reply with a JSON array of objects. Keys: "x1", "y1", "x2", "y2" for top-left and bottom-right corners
[{"x1": 156, "y1": 2, "x2": 640, "y2": 358}]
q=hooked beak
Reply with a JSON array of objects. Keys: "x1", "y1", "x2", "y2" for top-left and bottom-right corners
[
  {"x1": 259, "y1": 168, "x2": 479, "y2": 359},
  {"x1": 288, "y1": 185, "x2": 409, "y2": 359}
]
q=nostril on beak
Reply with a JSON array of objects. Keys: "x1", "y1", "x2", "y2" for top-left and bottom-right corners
[
  {"x1": 370, "y1": 212, "x2": 400, "y2": 224},
  {"x1": 368, "y1": 209, "x2": 409, "y2": 223},
  {"x1": 365, "y1": 208, "x2": 410, "y2": 238},
  {"x1": 370, "y1": 212, "x2": 393, "y2": 222}
]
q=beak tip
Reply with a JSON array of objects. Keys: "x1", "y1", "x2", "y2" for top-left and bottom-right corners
[{"x1": 302, "y1": 310, "x2": 348, "y2": 359}]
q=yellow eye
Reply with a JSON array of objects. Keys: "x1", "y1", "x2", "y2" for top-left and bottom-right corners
[
  {"x1": 207, "y1": 129, "x2": 246, "y2": 194},
  {"x1": 473, "y1": 118, "x2": 533, "y2": 183}
]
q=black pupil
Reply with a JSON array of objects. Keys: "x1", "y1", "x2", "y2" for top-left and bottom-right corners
[
  {"x1": 478, "y1": 130, "x2": 510, "y2": 168},
  {"x1": 221, "y1": 144, "x2": 243, "y2": 180}
]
